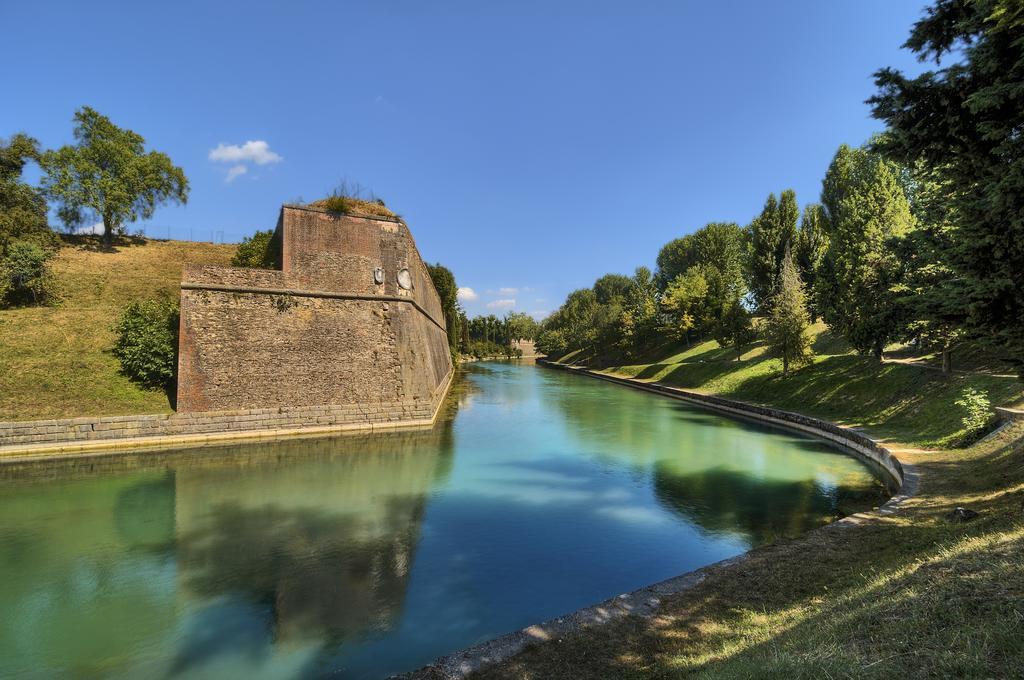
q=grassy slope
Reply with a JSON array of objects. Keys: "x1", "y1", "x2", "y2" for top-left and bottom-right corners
[
  {"x1": 471, "y1": 327, "x2": 1024, "y2": 679},
  {"x1": 0, "y1": 236, "x2": 234, "y2": 421},
  {"x1": 595, "y1": 324, "x2": 1024, "y2": 448}
]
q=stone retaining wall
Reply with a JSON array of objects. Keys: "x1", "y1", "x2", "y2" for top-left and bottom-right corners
[{"x1": 0, "y1": 371, "x2": 453, "y2": 457}]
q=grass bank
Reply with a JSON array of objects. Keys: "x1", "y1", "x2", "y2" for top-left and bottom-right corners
[
  {"x1": 593, "y1": 324, "x2": 1024, "y2": 448},
  {"x1": 0, "y1": 236, "x2": 233, "y2": 421},
  {"x1": 468, "y1": 329, "x2": 1024, "y2": 679}
]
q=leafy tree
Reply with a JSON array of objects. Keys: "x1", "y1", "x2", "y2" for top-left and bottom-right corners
[
  {"x1": 714, "y1": 298, "x2": 757, "y2": 361},
  {"x1": 661, "y1": 267, "x2": 708, "y2": 344},
  {"x1": 619, "y1": 267, "x2": 659, "y2": 357},
  {"x1": 427, "y1": 262, "x2": 461, "y2": 363},
  {"x1": 817, "y1": 144, "x2": 914, "y2": 359},
  {"x1": 655, "y1": 222, "x2": 746, "y2": 297},
  {"x1": 1, "y1": 134, "x2": 54, "y2": 251},
  {"x1": 869, "y1": 0, "x2": 1024, "y2": 374},
  {"x1": 747, "y1": 190, "x2": 798, "y2": 311},
  {"x1": 113, "y1": 298, "x2": 179, "y2": 391},
  {"x1": 654, "y1": 236, "x2": 691, "y2": 292},
  {"x1": 232, "y1": 229, "x2": 281, "y2": 269},
  {"x1": 592, "y1": 273, "x2": 633, "y2": 304},
  {"x1": 40, "y1": 107, "x2": 188, "y2": 246},
  {"x1": 765, "y1": 252, "x2": 813, "y2": 375},
  {"x1": 1, "y1": 134, "x2": 57, "y2": 307},
  {"x1": 505, "y1": 311, "x2": 539, "y2": 342},
  {"x1": 794, "y1": 203, "x2": 829, "y2": 321},
  {"x1": 890, "y1": 166, "x2": 965, "y2": 372}
]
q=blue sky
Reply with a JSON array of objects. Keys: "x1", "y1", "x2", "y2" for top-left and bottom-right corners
[{"x1": 1, "y1": 1, "x2": 925, "y2": 318}]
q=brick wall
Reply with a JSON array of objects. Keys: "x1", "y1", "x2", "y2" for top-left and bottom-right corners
[{"x1": 176, "y1": 205, "x2": 452, "y2": 413}]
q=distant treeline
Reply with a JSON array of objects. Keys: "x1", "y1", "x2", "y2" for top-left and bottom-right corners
[{"x1": 536, "y1": 1, "x2": 1024, "y2": 379}]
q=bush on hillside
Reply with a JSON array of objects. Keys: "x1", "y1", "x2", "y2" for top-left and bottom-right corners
[
  {"x1": 113, "y1": 298, "x2": 179, "y2": 391},
  {"x1": 231, "y1": 229, "x2": 280, "y2": 269},
  {"x1": 954, "y1": 387, "x2": 993, "y2": 446},
  {"x1": 0, "y1": 240, "x2": 54, "y2": 307}
]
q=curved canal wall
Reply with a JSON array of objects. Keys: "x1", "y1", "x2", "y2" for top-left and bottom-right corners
[{"x1": 537, "y1": 359, "x2": 911, "y2": 495}]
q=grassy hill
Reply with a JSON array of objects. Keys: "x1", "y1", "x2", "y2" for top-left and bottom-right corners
[
  {"x1": 558, "y1": 323, "x2": 1024, "y2": 448},
  {"x1": 0, "y1": 236, "x2": 234, "y2": 422}
]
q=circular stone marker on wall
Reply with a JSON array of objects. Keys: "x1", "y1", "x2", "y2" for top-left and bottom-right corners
[
  {"x1": 374, "y1": 267, "x2": 385, "y2": 285},
  {"x1": 397, "y1": 268, "x2": 413, "y2": 290}
]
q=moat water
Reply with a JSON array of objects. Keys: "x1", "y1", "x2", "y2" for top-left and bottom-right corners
[{"x1": 0, "y1": 362, "x2": 889, "y2": 678}]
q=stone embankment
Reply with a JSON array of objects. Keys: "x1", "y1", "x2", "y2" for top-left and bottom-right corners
[
  {"x1": 538, "y1": 359, "x2": 910, "y2": 492},
  {"x1": 0, "y1": 372, "x2": 452, "y2": 460}
]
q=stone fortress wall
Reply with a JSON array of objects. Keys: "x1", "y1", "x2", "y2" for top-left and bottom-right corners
[
  {"x1": 0, "y1": 204, "x2": 454, "y2": 457},
  {"x1": 177, "y1": 204, "x2": 453, "y2": 413}
]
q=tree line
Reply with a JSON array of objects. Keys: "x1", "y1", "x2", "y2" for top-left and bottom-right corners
[
  {"x1": 538, "y1": 0, "x2": 1024, "y2": 379},
  {"x1": 424, "y1": 261, "x2": 540, "y2": 362}
]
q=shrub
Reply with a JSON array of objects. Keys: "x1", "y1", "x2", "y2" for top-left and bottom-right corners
[
  {"x1": 954, "y1": 386, "x2": 993, "y2": 445},
  {"x1": 113, "y1": 298, "x2": 179, "y2": 390},
  {"x1": 0, "y1": 240, "x2": 53, "y2": 306},
  {"x1": 231, "y1": 229, "x2": 280, "y2": 269}
]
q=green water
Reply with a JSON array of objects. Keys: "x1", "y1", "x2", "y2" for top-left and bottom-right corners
[{"x1": 0, "y1": 362, "x2": 888, "y2": 678}]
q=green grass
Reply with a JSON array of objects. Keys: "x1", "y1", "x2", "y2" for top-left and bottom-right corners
[
  {"x1": 588, "y1": 324, "x2": 1024, "y2": 448},
  {"x1": 0, "y1": 235, "x2": 234, "y2": 421},
  {"x1": 474, "y1": 329, "x2": 1024, "y2": 680}
]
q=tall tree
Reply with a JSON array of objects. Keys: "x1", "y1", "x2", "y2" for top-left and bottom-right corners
[
  {"x1": 592, "y1": 273, "x2": 633, "y2": 305},
  {"x1": 747, "y1": 190, "x2": 798, "y2": 311},
  {"x1": 660, "y1": 267, "x2": 709, "y2": 345},
  {"x1": 794, "y1": 203, "x2": 829, "y2": 322},
  {"x1": 0, "y1": 134, "x2": 53, "y2": 251},
  {"x1": 869, "y1": 0, "x2": 1024, "y2": 374},
  {"x1": 427, "y1": 263, "x2": 461, "y2": 362},
  {"x1": 714, "y1": 298, "x2": 756, "y2": 362},
  {"x1": 1, "y1": 134, "x2": 56, "y2": 307},
  {"x1": 765, "y1": 252, "x2": 813, "y2": 375},
  {"x1": 619, "y1": 267, "x2": 659, "y2": 357},
  {"x1": 40, "y1": 107, "x2": 188, "y2": 245},
  {"x1": 817, "y1": 144, "x2": 915, "y2": 359}
]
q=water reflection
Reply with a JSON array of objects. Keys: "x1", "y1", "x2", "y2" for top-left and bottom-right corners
[
  {"x1": 535, "y1": 366, "x2": 889, "y2": 542},
  {"x1": 0, "y1": 423, "x2": 455, "y2": 678}
]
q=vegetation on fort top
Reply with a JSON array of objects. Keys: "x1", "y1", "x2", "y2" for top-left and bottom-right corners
[
  {"x1": 308, "y1": 194, "x2": 397, "y2": 219},
  {"x1": 0, "y1": 236, "x2": 233, "y2": 421}
]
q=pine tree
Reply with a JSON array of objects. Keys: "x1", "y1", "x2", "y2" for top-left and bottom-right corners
[
  {"x1": 870, "y1": 0, "x2": 1024, "y2": 375},
  {"x1": 794, "y1": 203, "x2": 829, "y2": 321},
  {"x1": 747, "y1": 189, "x2": 798, "y2": 311},
  {"x1": 817, "y1": 144, "x2": 914, "y2": 360},
  {"x1": 766, "y1": 252, "x2": 813, "y2": 375}
]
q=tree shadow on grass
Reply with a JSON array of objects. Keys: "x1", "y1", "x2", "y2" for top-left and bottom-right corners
[{"x1": 60, "y1": 233, "x2": 149, "y2": 254}]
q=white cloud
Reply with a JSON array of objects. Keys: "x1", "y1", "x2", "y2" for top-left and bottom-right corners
[
  {"x1": 225, "y1": 164, "x2": 248, "y2": 183},
  {"x1": 208, "y1": 140, "x2": 283, "y2": 165},
  {"x1": 457, "y1": 287, "x2": 478, "y2": 302},
  {"x1": 486, "y1": 299, "x2": 516, "y2": 310},
  {"x1": 497, "y1": 287, "x2": 519, "y2": 296}
]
